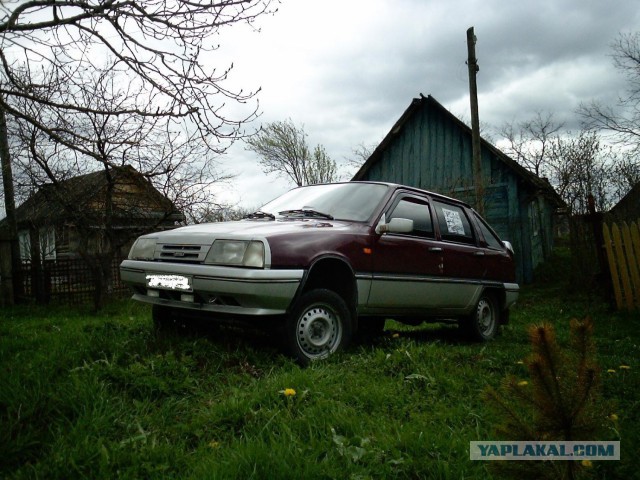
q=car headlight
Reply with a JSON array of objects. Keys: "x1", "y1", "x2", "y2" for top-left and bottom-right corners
[
  {"x1": 205, "y1": 240, "x2": 265, "y2": 268},
  {"x1": 128, "y1": 238, "x2": 157, "y2": 260}
]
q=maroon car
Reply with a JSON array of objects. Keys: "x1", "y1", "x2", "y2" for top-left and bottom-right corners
[{"x1": 120, "y1": 182, "x2": 519, "y2": 364}]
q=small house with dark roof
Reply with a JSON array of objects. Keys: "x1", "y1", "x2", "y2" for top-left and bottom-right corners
[
  {"x1": 0, "y1": 165, "x2": 184, "y2": 261},
  {"x1": 608, "y1": 182, "x2": 640, "y2": 223},
  {"x1": 353, "y1": 94, "x2": 565, "y2": 283}
]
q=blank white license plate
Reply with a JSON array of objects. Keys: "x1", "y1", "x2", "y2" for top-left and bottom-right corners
[{"x1": 145, "y1": 274, "x2": 192, "y2": 292}]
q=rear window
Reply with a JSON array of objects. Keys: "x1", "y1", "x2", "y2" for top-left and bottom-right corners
[
  {"x1": 474, "y1": 213, "x2": 503, "y2": 249},
  {"x1": 433, "y1": 201, "x2": 475, "y2": 245}
]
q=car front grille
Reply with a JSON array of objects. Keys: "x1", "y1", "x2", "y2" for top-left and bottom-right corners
[{"x1": 158, "y1": 244, "x2": 208, "y2": 263}]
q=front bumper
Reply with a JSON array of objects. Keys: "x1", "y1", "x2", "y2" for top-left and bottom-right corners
[{"x1": 120, "y1": 260, "x2": 304, "y2": 315}]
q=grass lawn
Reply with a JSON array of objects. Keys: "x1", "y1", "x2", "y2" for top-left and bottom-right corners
[{"x1": 1, "y1": 250, "x2": 638, "y2": 479}]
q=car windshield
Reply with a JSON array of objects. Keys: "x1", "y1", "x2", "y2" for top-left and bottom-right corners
[{"x1": 260, "y1": 183, "x2": 390, "y2": 222}]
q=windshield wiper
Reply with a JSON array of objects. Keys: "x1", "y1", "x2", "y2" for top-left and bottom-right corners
[
  {"x1": 244, "y1": 210, "x2": 275, "y2": 220},
  {"x1": 278, "y1": 209, "x2": 334, "y2": 220}
]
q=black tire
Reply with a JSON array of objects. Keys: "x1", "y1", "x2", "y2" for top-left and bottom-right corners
[
  {"x1": 460, "y1": 292, "x2": 499, "y2": 341},
  {"x1": 285, "y1": 289, "x2": 352, "y2": 365}
]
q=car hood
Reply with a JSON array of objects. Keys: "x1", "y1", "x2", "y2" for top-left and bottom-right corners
[{"x1": 142, "y1": 219, "x2": 358, "y2": 244}]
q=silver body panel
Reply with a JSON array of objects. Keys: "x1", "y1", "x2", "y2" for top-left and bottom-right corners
[
  {"x1": 122, "y1": 259, "x2": 519, "y2": 318},
  {"x1": 120, "y1": 259, "x2": 303, "y2": 315},
  {"x1": 357, "y1": 275, "x2": 519, "y2": 316},
  {"x1": 504, "y1": 283, "x2": 520, "y2": 309}
]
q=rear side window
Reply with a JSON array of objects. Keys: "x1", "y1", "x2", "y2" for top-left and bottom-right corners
[
  {"x1": 388, "y1": 197, "x2": 434, "y2": 238},
  {"x1": 433, "y1": 201, "x2": 475, "y2": 244}
]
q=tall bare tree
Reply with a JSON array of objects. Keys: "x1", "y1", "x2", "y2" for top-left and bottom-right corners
[
  {"x1": 498, "y1": 111, "x2": 564, "y2": 178},
  {"x1": 497, "y1": 113, "x2": 625, "y2": 215},
  {"x1": 245, "y1": 119, "x2": 339, "y2": 186},
  {"x1": 345, "y1": 142, "x2": 375, "y2": 177},
  {"x1": 579, "y1": 31, "x2": 640, "y2": 156},
  {"x1": 0, "y1": 0, "x2": 275, "y2": 305},
  {"x1": 547, "y1": 131, "x2": 614, "y2": 214}
]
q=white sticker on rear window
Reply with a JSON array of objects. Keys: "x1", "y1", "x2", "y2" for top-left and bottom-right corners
[{"x1": 442, "y1": 208, "x2": 465, "y2": 235}]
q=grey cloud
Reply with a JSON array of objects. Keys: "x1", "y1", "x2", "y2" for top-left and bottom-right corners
[{"x1": 218, "y1": 0, "x2": 640, "y2": 207}]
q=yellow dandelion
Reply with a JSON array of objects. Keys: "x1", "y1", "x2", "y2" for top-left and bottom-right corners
[
  {"x1": 208, "y1": 440, "x2": 220, "y2": 449},
  {"x1": 609, "y1": 413, "x2": 619, "y2": 421},
  {"x1": 517, "y1": 380, "x2": 529, "y2": 387},
  {"x1": 619, "y1": 365, "x2": 631, "y2": 370},
  {"x1": 581, "y1": 459, "x2": 593, "y2": 468},
  {"x1": 392, "y1": 333, "x2": 400, "y2": 338},
  {"x1": 283, "y1": 388, "x2": 296, "y2": 397},
  {"x1": 607, "y1": 369, "x2": 616, "y2": 373}
]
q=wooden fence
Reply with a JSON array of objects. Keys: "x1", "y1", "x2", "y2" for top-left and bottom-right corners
[
  {"x1": 603, "y1": 220, "x2": 640, "y2": 311},
  {"x1": 17, "y1": 257, "x2": 129, "y2": 305}
]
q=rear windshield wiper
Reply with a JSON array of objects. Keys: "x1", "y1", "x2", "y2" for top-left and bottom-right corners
[
  {"x1": 278, "y1": 209, "x2": 334, "y2": 220},
  {"x1": 244, "y1": 210, "x2": 275, "y2": 220}
]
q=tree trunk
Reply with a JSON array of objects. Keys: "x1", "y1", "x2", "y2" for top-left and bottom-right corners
[
  {"x1": 29, "y1": 224, "x2": 47, "y2": 304},
  {"x1": 90, "y1": 254, "x2": 115, "y2": 313},
  {"x1": 92, "y1": 262, "x2": 104, "y2": 313},
  {"x1": 0, "y1": 103, "x2": 23, "y2": 304}
]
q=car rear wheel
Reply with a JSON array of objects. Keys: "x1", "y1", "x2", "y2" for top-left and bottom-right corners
[
  {"x1": 285, "y1": 289, "x2": 352, "y2": 365},
  {"x1": 461, "y1": 293, "x2": 498, "y2": 341}
]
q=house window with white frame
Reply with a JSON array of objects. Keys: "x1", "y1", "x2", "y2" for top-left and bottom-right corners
[
  {"x1": 16, "y1": 227, "x2": 56, "y2": 262},
  {"x1": 40, "y1": 227, "x2": 56, "y2": 260},
  {"x1": 18, "y1": 230, "x2": 30, "y2": 261}
]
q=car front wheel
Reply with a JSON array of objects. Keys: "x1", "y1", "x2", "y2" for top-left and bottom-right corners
[
  {"x1": 461, "y1": 293, "x2": 498, "y2": 341},
  {"x1": 285, "y1": 289, "x2": 352, "y2": 365}
]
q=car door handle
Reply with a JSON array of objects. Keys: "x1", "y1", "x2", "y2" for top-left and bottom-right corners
[
  {"x1": 429, "y1": 247, "x2": 443, "y2": 252},
  {"x1": 473, "y1": 251, "x2": 485, "y2": 256}
]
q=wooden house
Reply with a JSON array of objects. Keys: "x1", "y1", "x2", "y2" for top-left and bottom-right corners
[
  {"x1": 353, "y1": 94, "x2": 564, "y2": 283},
  {"x1": 608, "y1": 182, "x2": 640, "y2": 223},
  {"x1": 0, "y1": 165, "x2": 184, "y2": 262}
]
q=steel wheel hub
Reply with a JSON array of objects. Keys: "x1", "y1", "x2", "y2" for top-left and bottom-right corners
[
  {"x1": 477, "y1": 299, "x2": 494, "y2": 334},
  {"x1": 296, "y1": 305, "x2": 342, "y2": 358}
]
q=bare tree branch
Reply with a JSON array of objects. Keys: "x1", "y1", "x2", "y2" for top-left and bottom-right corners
[
  {"x1": 498, "y1": 111, "x2": 563, "y2": 178},
  {"x1": 0, "y1": 0, "x2": 276, "y2": 307},
  {"x1": 578, "y1": 31, "x2": 640, "y2": 155},
  {"x1": 496, "y1": 112, "x2": 627, "y2": 214},
  {"x1": 1, "y1": 0, "x2": 276, "y2": 148}
]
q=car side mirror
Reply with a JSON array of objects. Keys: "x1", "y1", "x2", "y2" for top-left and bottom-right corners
[
  {"x1": 502, "y1": 241, "x2": 514, "y2": 254},
  {"x1": 376, "y1": 217, "x2": 414, "y2": 234}
]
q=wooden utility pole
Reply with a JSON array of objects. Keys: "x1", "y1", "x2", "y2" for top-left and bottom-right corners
[{"x1": 467, "y1": 27, "x2": 484, "y2": 215}]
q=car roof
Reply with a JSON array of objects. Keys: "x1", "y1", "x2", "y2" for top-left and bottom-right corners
[{"x1": 346, "y1": 181, "x2": 472, "y2": 208}]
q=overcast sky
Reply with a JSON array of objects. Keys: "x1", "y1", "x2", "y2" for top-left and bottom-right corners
[{"x1": 206, "y1": 0, "x2": 639, "y2": 210}]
